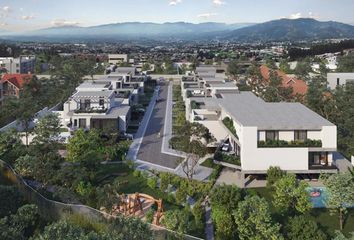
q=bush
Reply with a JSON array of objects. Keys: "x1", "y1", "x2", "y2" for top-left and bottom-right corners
[
  {"x1": 266, "y1": 166, "x2": 286, "y2": 188},
  {"x1": 175, "y1": 188, "x2": 187, "y2": 204},
  {"x1": 133, "y1": 170, "x2": 141, "y2": 178},
  {"x1": 159, "y1": 172, "x2": 171, "y2": 192},
  {"x1": 147, "y1": 177, "x2": 158, "y2": 189},
  {"x1": 145, "y1": 209, "x2": 155, "y2": 223}
]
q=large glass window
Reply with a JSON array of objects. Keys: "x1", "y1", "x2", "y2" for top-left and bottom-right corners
[
  {"x1": 294, "y1": 130, "x2": 307, "y2": 141},
  {"x1": 265, "y1": 131, "x2": 279, "y2": 141}
]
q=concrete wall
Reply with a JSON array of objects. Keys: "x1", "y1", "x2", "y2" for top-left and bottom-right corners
[{"x1": 321, "y1": 126, "x2": 337, "y2": 149}]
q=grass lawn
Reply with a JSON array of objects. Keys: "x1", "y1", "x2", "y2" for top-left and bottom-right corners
[{"x1": 248, "y1": 187, "x2": 354, "y2": 237}]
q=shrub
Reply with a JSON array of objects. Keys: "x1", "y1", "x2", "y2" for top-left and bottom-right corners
[
  {"x1": 266, "y1": 166, "x2": 286, "y2": 188},
  {"x1": 145, "y1": 209, "x2": 155, "y2": 223},
  {"x1": 175, "y1": 188, "x2": 187, "y2": 204},
  {"x1": 133, "y1": 170, "x2": 141, "y2": 178},
  {"x1": 147, "y1": 177, "x2": 158, "y2": 189},
  {"x1": 159, "y1": 172, "x2": 171, "y2": 192}
]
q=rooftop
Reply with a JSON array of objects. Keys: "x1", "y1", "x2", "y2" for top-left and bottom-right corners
[
  {"x1": 218, "y1": 92, "x2": 334, "y2": 130},
  {"x1": 72, "y1": 90, "x2": 114, "y2": 99}
]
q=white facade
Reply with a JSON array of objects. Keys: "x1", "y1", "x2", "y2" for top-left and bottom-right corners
[
  {"x1": 0, "y1": 56, "x2": 36, "y2": 74},
  {"x1": 108, "y1": 54, "x2": 128, "y2": 65},
  {"x1": 327, "y1": 73, "x2": 354, "y2": 89}
]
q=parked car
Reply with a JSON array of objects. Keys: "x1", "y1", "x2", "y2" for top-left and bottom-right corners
[{"x1": 221, "y1": 143, "x2": 230, "y2": 152}]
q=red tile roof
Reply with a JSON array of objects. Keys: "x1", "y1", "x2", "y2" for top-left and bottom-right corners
[
  {"x1": 1, "y1": 74, "x2": 33, "y2": 89},
  {"x1": 260, "y1": 65, "x2": 308, "y2": 96}
]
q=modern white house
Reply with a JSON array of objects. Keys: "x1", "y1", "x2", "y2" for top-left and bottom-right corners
[
  {"x1": 185, "y1": 88, "x2": 338, "y2": 175},
  {"x1": 62, "y1": 67, "x2": 147, "y2": 133},
  {"x1": 327, "y1": 73, "x2": 354, "y2": 89},
  {"x1": 63, "y1": 87, "x2": 131, "y2": 133}
]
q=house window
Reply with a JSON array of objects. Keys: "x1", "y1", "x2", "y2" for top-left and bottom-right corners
[
  {"x1": 79, "y1": 119, "x2": 87, "y2": 128},
  {"x1": 99, "y1": 98, "x2": 104, "y2": 106},
  {"x1": 265, "y1": 131, "x2": 279, "y2": 141},
  {"x1": 80, "y1": 99, "x2": 91, "y2": 110},
  {"x1": 294, "y1": 130, "x2": 307, "y2": 141}
]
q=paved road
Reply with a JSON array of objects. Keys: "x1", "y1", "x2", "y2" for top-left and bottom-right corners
[{"x1": 137, "y1": 82, "x2": 181, "y2": 169}]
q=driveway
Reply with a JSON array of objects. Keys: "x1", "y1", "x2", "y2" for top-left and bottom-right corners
[{"x1": 136, "y1": 82, "x2": 181, "y2": 169}]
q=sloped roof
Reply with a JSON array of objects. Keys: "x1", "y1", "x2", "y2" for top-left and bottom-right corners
[
  {"x1": 260, "y1": 65, "x2": 308, "y2": 96},
  {"x1": 1, "y1": 74, "x2": 33, "y2": 89}
]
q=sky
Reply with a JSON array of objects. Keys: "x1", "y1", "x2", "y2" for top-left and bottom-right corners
[{"x1": 0, "y1": 0, "x2": 353, "y2": 31}]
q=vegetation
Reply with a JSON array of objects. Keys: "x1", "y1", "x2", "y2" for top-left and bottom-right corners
[
  {"x1": 222, "y1": 117, "x2": 238, "y2": 138},
  {"x1": 258, "y1": 139, "x2": 322, "y2": 148},
  {"x1": 214, "y1": 150, "x2": 241, "y2": 166}
]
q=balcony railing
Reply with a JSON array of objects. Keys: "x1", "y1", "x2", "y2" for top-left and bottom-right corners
[
  {"x1": 74, "y1": 108, "x2": 107, "y2": 114},
  {"x1": 258, "y1": 139, "x2": 322, "y2": 148}
]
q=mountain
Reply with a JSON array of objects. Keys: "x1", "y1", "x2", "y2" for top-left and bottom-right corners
[
  {"x1": 226, "y1": 18, "x2": 354, "y2": 42},
  {"x1": 15, "y1": 22, "x2": 254, "y2": 40}
]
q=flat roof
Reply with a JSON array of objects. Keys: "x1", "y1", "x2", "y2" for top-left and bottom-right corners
[
  {"x1": 92, "y1": 105, "x2": 130, "y2": 119},
  {"x1": 77, "y1": 81, "x2": 111, "y2": 89},
  {"x1": 218, "y1": 92, "x2": 334, "y2": 130},
  {"x1": 72, "y1": 90, "x2": 114, "y2": 99}
]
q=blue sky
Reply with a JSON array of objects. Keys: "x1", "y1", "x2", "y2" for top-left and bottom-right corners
[{"x1": 0, "y1": 0, "x2": 353, "y2": 31}]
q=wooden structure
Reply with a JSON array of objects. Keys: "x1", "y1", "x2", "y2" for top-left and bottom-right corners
[{"x1": 114, "y1": 193, "x2": 164, "y2": 225}]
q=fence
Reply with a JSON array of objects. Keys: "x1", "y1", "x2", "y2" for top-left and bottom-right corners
[{"x1": 0, "y1": 160, "x2": 203, "y2": 240}]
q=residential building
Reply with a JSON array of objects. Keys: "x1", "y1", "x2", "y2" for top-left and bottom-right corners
[
  {"x1": 108, "y1": 54, "x2": 128, "y2": 65},
  {"x1": 0, "y1": 56, "x2": 36, "y2": 74},
  {"x1": 63, "y1": 67, "x2": 147, "y2": 132},
  {"x1": 1, "y1": 74, "x2": 33, "y2": 98},
  {"x1": 259, "y1": 65, "x2": 308, "y2": 96},
  {"x1": 327, "y1": 73, "x2": 354, "y2": 89},
  {"x1": 184, "y1": 88, "x2": 338, "y2": 175}
]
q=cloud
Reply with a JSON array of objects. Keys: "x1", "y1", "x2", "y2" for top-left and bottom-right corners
[
  {"x1": 289, "y1": 12, "x2": 302, "y2": 19},
  {"x1": 51, "y1": 19, "x2": 80, "y2": 27},
  {"x1": 21, "y1": 14, "x2": 35, "y2": 20},
  {"x1": 2, "y1": 6, "x2": 11, "y2": 13},
  {"x1": 197, "y1": 12, "x2": 218, "y2": 18},
  {"x1": 169, "y1": 0, "x2": 182, "y2": 6},
  {"x1": 213, "y1": 0, "x2": 226, "y2": 6}
]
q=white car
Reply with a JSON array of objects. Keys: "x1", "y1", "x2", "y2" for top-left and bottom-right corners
[{"x1": 221, "y1": 143, "x2": 230, "y2": 152}]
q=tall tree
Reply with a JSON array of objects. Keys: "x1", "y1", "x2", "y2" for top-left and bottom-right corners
[
  {"x1": 33, "y1": 113, "x2": 61, "y2": 145},
  {"x1": 234, "y1": 195, "x2": 283, "y2": 240},
  {"x1": 284, "y1": 216, "x2": 327, "y2": 240},
  {"x1": 320, "y1": 172, "x2": 354, "y2": 230},
  {"x1": 272, "y1": 174, "x2": 311, "y2": 215}
]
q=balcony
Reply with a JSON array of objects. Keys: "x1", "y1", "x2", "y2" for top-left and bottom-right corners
[
  {"x1": 258, "y1": 139, "x2": 322, "y2": 148},
  {"x1": 74, "y1": 108, "x2": 107, "y2": 114}
]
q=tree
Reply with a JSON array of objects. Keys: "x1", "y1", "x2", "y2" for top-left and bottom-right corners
[
  {"x1": 233, "y1": 195, "x2": 283, "y2": 240},
  {"x1": 263, "y1": 70, "x2": 293, "y2": 102},
  {"x1": 15, "y1": 152, "x2": 63, "y2": 185},
  {"x1": 272, "y1": 174, "x2": 311, "y2": 215},
  {"x1": 294, "y1": 59, "x2": 312, "y2": 80},
  {"x1": 320, "y1": 172, "x2": 354, "y2": 230},
  {"x1": 0, "y1": 185, "x2": 24, "y2": 218},
  {"x1": 210, "y1": 185, "x2": 243, "y2": 239},
  {"x1": 337, "y1": 54, "x2": 354, "y2": 72},
  {"x1": 266, "y1": 166, "x2": 286, "y2": 188},
  {"x1": 333, "y1": 231, "x2": 354, "y2": 240},
  {"x1": 33, "y1": 113, "x2": 61, "y2": 145},
  {"x1": 67, "y1": 129, "x2": 104, "y2": 163},
  {"x1": 161, "y1": 209, "x2": 190, "y2": 234},
  {"x1": 0, "y1": 204, "x2": 39, "y2": 240},
  {"x1": 227, "y1": 60, "x2": 240, "y2": 80},
  {"x1": 191, "y1": 200, "x2": 204, "y2": 226},
  {"x1": 284, "y1": 216, "x2": 327, "y2": 240}
]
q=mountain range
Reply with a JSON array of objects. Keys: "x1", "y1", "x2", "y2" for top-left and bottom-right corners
[{"x1": 1, "y1": 18, "x2": 354, "y2": 42}]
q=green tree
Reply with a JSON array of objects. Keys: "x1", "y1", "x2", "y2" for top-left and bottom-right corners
[
  {"x1": 337, "y1": 54, "x2": 354, "y2": 72},
  {"x1": 191, "y1": 200, "x2": 204, "y2": 226},
  {"x1": 33, "y1": 113, "x2": 61, "y2": 145},
  {"x1": 294, "y1": 60, "x2": 312, "y2": 80},
  {"x1": 233, "y1": 195, "x2": 283, "y2": 240},
  {"x1": 212, "y1": 206, "x2": 236, "y2": 239},
  {"x1": 284, "y1": 215, "x2": 327, "y2": 240},
  {"x1": 263, "y1": 70, "x2": 293, "y2": 102},
  {"x1": 67, "y1": 129, "x2": 104, "y2": 163},
  {"x1": 0, "y1": 185, "x2": 24, "y2": 218},
  {"x1": 273, "y1": 174, "x2": 311, "y2": 215},
  {"x1": 211, "y1": 184, "x2": 243, "y2": 210},
  {"x1": 161, "y1": 209, "x2": 190, "y2": 234},
  {"x1": 227, "y1": 60, "x2": 240, "y2": 79},
  {"x1": 320, "y1": 172, "x2": 354, "y2": 230},
  {"x1": 333, "y1": 231, "x2": 354, "y2": 240},
  {"x1": 0, "y1": 204, "x2": 39, "y2": 240},
  {"x1": 266, "y1": 166, "x2": 286, "y2": 188}
]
